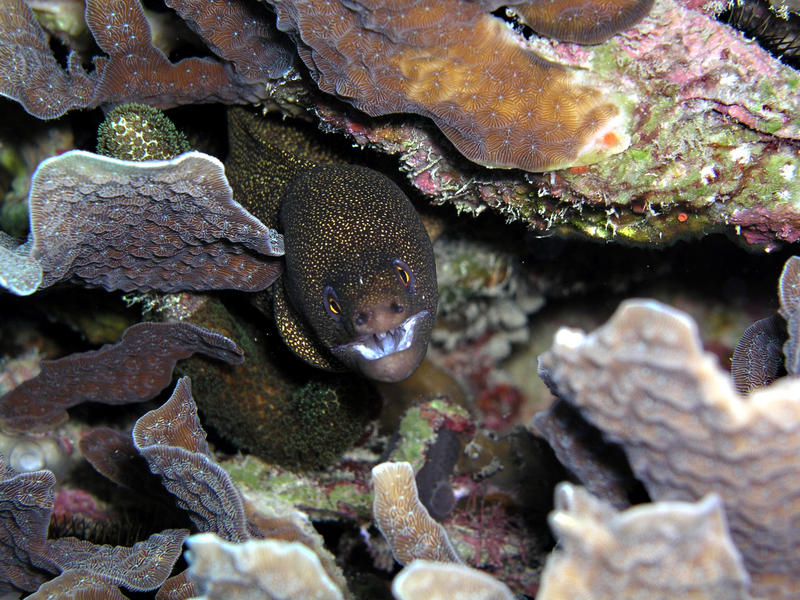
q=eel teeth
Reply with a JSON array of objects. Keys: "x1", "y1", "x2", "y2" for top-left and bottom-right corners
[{"x1": 346, "y1": 311, "x2": 428, "y2": 361}]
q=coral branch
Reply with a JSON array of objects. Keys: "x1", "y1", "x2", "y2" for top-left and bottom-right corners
[
  {"x1": 372, "y1": 461, "x2": 461, "y2": 565},
  {"x1": 132, "y1": 377, "x2": 250, "y2": 542}
]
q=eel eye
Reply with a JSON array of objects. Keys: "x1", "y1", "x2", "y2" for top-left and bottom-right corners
[
  {"x1": 324, "y1": 286, "x2": 342, "y2": 318},
  {"x1": 394, "y1": 259, "x2": 414, "y2": 290}
]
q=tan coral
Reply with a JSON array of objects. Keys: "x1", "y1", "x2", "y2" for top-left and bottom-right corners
[
  {"x1": 371, "y1": 461, "x2": 461, "y2": 565},
  {"x1": 537, "y1": 483, "x2": 753, "y2": 600},
  {"x1": 185, "y1": 533, "x2": 345, "y2": 600},
  {"x1": 537, "y1": 298, "x2": 800, "y2": 599},
  {"x1": 392, "y1": 560, "x2": 514, "y2": 600}
]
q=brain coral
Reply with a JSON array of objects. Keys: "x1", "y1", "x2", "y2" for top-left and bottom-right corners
[{"x1": 270, "y1": 0, "x2": 648, "y2": 171}]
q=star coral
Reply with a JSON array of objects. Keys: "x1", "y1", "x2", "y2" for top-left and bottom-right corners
[{"x1": 270, "y1": 0, "x2": 648, "y2": 170}]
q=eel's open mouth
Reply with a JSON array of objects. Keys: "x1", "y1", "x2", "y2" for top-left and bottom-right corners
[{"x1": 339, "y1": 310, "x2": 429, "y2": 361}]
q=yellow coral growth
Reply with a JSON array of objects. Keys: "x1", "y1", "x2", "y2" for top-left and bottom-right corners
[{"x1": 273, "y1": 0, "x2": 637, "y2": 171}]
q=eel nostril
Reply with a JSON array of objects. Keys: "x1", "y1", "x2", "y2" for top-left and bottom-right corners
[
  {"x1": 355, "y1": 312, "x2": 369, "y2": 326},
  {"x1": 392, "y1": 303, "x2": 405, "y2": 314}
]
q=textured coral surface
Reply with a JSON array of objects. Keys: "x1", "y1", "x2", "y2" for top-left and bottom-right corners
[
  {"x1": 271, "y1": 0, "x2": 635, "y2": 170},
  {"x1": 539, "y1": 299, "x2": 800, "y2": 599},
  {"x1": 315, "y1": 0, "x2": 800, "y2": 246}
]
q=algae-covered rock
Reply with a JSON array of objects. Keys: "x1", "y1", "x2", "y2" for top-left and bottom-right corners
[{"x1": 314, "y1": 0, "x2": 800, "y2": 248}]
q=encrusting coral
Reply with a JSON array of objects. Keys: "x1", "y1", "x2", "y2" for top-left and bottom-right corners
[
  {"x1": 270, "y1": 0, "x2": 652, "y2": 170},
  {"x1": 536, "y1": 261, "x2": 800, "y2": 599},
  {"x1": 313, "y1": 0, "x2": 800, "y2": 247}
]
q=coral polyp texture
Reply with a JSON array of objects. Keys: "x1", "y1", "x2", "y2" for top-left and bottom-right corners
[
  {"x1": 537, "y1": 484, "x2": 753, "y2": 600},
  {"x1": 314, "y1": 0, "x2": 800, "y2": 246},
  {"x1": 537, "y1": 297, "x2": 800, "y2": 599},
  {"x1": 372, "y1": 461, "x2": 462, "y2": 565},
  {"x1": 132, "y1": 377, "x2": 251, "y2": 543},
  {"x1": 0, "y1": 0, "x2": 294, "y2": 118},
  {"x1": 270, "y1": 0, "x2": 647, "y2": 170},
  {"x1": 0, "y1": 150, "x2": 283, "y2": 296},
  {"x1": 504, "y1": 0, "x2": 655, "y2": 44}
]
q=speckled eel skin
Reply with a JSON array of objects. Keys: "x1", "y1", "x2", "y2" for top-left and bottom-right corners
[{"x1": 225, "y1": 108, "x2": 437, "y2": 382}]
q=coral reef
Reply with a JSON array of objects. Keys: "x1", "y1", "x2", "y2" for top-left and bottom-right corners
[
  {"x1": 3, "y1": 0, "x2": 800, "y2": 596},
  {"x1": 0, "y1": 321, "x2": 243, "y2": 432},
  {"x1": 537, "y1": 483, "x2": 753, "y2": 599},
  {"x1": 0, "y1": 150, "x2": 283, "y2": 296},
  {"x1": 537, "y1": 286, "x2": 800, "y2": 598},
  {"x1": 270, "y1": 0, "x2": 649, "y2": 170},
  {"x1": 0, "y1": 0, "x2": 295, "y2": 118},
  {"x1": 315, "y1": 0, "x2": 800, "y2": 246}
]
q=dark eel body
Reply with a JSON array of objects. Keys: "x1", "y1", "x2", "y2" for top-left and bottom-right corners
[{"x1": 225, "y1": 109, "x2": 437, "y2": 382}]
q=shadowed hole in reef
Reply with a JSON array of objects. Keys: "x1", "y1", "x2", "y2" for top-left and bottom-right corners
[{"x1": 719, "y1": 0, "x2": 800, "y2": 69}]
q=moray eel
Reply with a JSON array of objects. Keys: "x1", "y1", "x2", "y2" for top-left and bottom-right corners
[{"x1": 225, "y1": 109, "x2": 437, "y2": 382}]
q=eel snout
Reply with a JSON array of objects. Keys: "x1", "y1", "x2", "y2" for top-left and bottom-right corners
[{"x1": 335, "y1": 310, "x2": 432, "y2": 382}]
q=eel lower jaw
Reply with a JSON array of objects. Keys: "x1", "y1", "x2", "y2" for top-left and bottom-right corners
[{"x1": 334, "y1": 310, "x2": 431, "y2": 382}]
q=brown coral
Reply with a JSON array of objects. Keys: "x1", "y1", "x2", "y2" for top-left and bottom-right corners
[
  {"x1": 271, "y1": 0, "x2": 641, "y2": 170},
  {"x1": 0, "y1": 150, "x2": 283, "y2": 296},
  {"x1": 537, "y1": 483, "x2": 753, "y2": 600},
  {"x1": 538, "y1": 298, "x2": 800, "y2": 599},
  {"x1": 132, "y1": 377, "x2": 250, "y2": 542},
  {"x1": 0, "y1": 454, "x2": 187, "y2": 596},
  {"x1": 0, "y1": 322, "x2": 243, "y2": 433},
  {"x1": 0, "y1": 0, "x2": 294, "y2": 118},
  {"x1": 505, "y1": 0, "x2": 655, "y2": 44}
]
